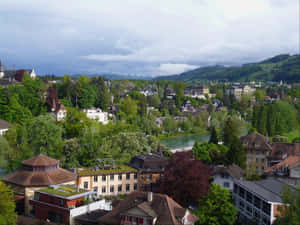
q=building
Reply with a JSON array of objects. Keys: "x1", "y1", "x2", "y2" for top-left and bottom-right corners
[
  {"x1": 265, "y1": 155, "x2": 300, "y2": 179},
  {"x1": 82, "y1": 108, "x2": 109, "y2": 124},
  {"x1": 76, "y1": 164, "x2": 138, "y2": 197},
  {"x1": 0, "y1": 118, "x2": 11, "y2": 135},
  {"x1": 129, "y1": 151, "x2": 167, "y2": 192},
  {"x1": 30, "y1": 185, "x2": 111, "y2": 225},
  {"x1": 269, "y1": 142, "x2": 300, "y2": 166},
  {"x1": 52, "y1": 103, "x2": 68, "y2": 121},
  {"x1": 166, "y1": 88, "x2": 176, "y2": 99},
  {"x1": 0, "y1": 60, "x2": 36, "y2": 80},
  {"x1": 98, "y1": 191, "x2": 199, "y2": 225},
  {"x1": 233, "y1": 178, "x2": 295, "y2": 225},
  {"x1": 241, "y1": 132, "x2": 273, "y2": 175},
  {"x1": 4, "y1": 155, "x2": 76, "y2": 215},
  {"x1": 227, "y1": 85, "x2": 255, "y2": 100},
  {"x1": 212, "y1": 164, "x2": 245, "y2": 191},
  {"x1": 184, "y1": 86, "x2": 209, "y2": 99}
]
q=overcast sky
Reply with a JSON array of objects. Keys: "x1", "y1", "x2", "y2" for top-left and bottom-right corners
[{"x1": 0, "y1": 0, "x2": 298, "y2": 76}]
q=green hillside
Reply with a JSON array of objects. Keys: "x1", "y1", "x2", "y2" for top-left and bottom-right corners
[{"x1": 155, "y1": 54, "x2": 300, "y2": 83}]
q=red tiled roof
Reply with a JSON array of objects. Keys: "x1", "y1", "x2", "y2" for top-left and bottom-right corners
[
  {"x1": 22, "y1": 155, "x2": 59, "y2": 167},
  {"x1": 265, "y1": 155, "x2": 300, "y2": 173},
  {"x1": 241, "y1": 132, "x2": 272, "y2": 151},
  {"x1": 98, "y1": 191, "x2": 198, "y2": 225},
  {"x1": 269, "y1": 142, "x2": 300, "y2": 161}
]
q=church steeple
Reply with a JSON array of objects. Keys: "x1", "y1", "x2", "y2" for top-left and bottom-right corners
[{"x1": 0, "y1": 60, "x2": 4, "y2": 78}]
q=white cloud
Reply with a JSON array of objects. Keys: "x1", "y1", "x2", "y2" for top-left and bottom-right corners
[
  {"x1": 0, "y1": 0, "x2": 298, "y2": 75},
  {"x1": 158, "y1": 63, "x2": 199, "y2": 75}
]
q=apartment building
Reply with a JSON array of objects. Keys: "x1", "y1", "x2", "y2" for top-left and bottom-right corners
[
  {"x1": 241, "y1": 132, "x2": 272, "y2": 175},
  {"x1": 76, "y1": 165, "x2": 138, "y2": 197},
  {"x1": 233, "y1": 178, "x2": 292, "y2": 225}
]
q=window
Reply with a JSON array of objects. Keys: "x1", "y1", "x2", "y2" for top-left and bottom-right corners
[
  {"x1": 102, "y1": 186, "x2": 106, "y2": 193},
  {"x1": 94, "y1": 175, "x2": 98, "y2": 182},
  {"x1": 134, "y1": 183, "x2": 137, "y2": 190},
  {"x1": 239, "y1": 200, "x2": 245, "y2": 210},
  {"x1": 118, "y1": 185, "x2": 122, "y2": 192},
  {"x1": 60, "y1": 199, "x2": 64, "y2": 207},
  {"x1": 118, "y1": 174, "x2": 122, "y2": 180},
  {"x1": 34, "y1": 192, "x2": 40, "y2": 201},
  {"x1": 246, "y1": 205, "x2": 252, "y2": 216},
  {"x1": 134, "y1": 173, "x2": 137, "y2": 179},
  {"x1": 254, "y1": 196, "x2": 261, "y2": 209},
  {"x1": 256, "y1": 158, "x2": 259, "y2": 163},
  {"x1": 110, "y1": 174, "x2": 114, "y2": 181},
  {"x1": 102, "y1": 175, "x2": 106, "y2": 181},
  {"x1": 262, "y1": 166, "x2": 265, "y2": 171},
  {"x1": 84, "y1": 182, "x2": 88, "y2": 189},
  {"x1": 93, "y1": 186, "x2": 98, "y2": 193},
  {"x1": 223, "y1": 182, "x2": 230, "y2": 188},
  {"x1": 126, "y1": 184, "x2": 130, "y2": 192},
  {"x1": 261, "y1": 158, "x2": 265, "y2": 163},
  {"x1": 246, "y1": 191, "x2": 252, "y2": 203},
  {"x1": 234, "y1": 184, "x2": 238, "y2": 193},
  {"x1": 48, "y1": 211, "x2": 63, "y2": 223},
  {"x1": 110, "y1": 185, "x2": 114, "y2": 193},
  {"x1": 126, "y1": 173, "x2": 130, "y2": 180},
  {"x1": 239, "y1": 187, "x2": 245, "y2": 198},
  {"x1": 262, "y1": 201, "x2": 271, "y2": 215}
]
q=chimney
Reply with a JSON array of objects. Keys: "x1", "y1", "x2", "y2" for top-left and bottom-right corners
[{"x1": 147, "y1": 192, "x2": 153, "y2": 202}]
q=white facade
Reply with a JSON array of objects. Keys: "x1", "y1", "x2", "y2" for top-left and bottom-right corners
[
  {"x1": 52, "y1": 109, "x2": 67, "y2": 121},
  {"x1": 213, "y1": 174, "x2": 235, "y2": 191},
  {"x1": 82, "y1": 108, "x2": 109, "y2": 124},
  {"x1": 29, "y1": 69, "x2": 36, "y2": 79},
  {"x1": 0, "y1": 128, "x2": 8, "y2": 136}
]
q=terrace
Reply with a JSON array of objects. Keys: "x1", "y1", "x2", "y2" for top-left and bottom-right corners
[{"x1": 77, "y1": 164, "x2": 137, "y2": 176}]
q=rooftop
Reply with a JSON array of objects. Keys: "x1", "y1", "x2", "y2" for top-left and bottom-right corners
[
  {"x1": 38, "y1": 185, "x2": 91, "y2": 199},
  {"x1": 235, "y1": 178, "x2": 296, "y2": 203},
  {"x1": 77, "y1": 165, "x2": 137, "y2": 176},
  {"x1": 0, "y1": 118, "x2": 11, "y2": 129}
]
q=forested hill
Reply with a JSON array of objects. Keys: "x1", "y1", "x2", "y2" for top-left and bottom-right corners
[{"x1": 155, "y1": 54, "x2": 300, "y2": 82}]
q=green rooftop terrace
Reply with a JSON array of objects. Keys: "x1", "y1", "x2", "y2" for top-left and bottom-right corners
[
  {"x1": 77, "y1": 165, "x2": 137, "y2": 176},
  {"x1": 39, "y1": 185, "x2": 88, "y2": 197}
]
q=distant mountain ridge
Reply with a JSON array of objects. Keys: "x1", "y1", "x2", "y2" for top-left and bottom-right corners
[
  {"x1": 155, "y1": 54, "x2": 300, "y2": 82},
  {"x1": 71, "y1": 73, "x2": 153, "y2": 80}
]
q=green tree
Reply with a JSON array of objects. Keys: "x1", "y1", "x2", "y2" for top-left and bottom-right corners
[
  {"x1": 60, "y1": 138, "x2": 81, "y2": 169},
  {"x1": 0, "y1": 136, "x2": 12, "y2": 169},
  {"x1": 120, "y1": 97, "x2": 138, "y2": 120},
  {"x1": 192, "y1": 142, "x2": 211, "y2": 163},
  {"x1": 195, "y1": 184, "x2": 237, "y2": 225},
  {"x1": 226, "y1": 136, "x2": 246, "y2": 168},
  {"x1": 274, "y1": 186, "x2": 300, "y2": 225},
  {"x1": 254, "y1": 89, "x2": 266, "y2": 102},
  {"x1": 209, "y1": 127, "x2": 218, "y2": 144},
  {"x1": 0, "y1": 180, "x2": 17, "y2": 225},
  {"x1": 27, "y1": 114, "x2": 63, "y2": 158}
]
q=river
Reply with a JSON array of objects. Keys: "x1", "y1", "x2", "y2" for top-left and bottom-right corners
[{"x1": 160, "y1": 133, "x2": 211, "y2": 149}]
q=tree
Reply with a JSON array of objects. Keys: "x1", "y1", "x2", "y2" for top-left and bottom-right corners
[
  {"x1": 226, "y1": 136, "x2": 246, "y2": 169},
  {"x1": 274, "y1": 186, "x2": 300, "y2": 225},
  {"x1": 60, "y1": 138, "x2": 81, "y2": 169},
  {"x1": 0, "y1": 180, "x2": 17, "y2": 225},
  {"x1": 195, "y1": 184, "x2": 237, "y2": 225},
  {"x1": 254, "y1": 89, "x2": 266, "y2": 102},
  {"x1": 159, "y1": 152, "x2": 211, "y2": 207},
  {"x1": 0, "y1": 136, "x2": 12, "y2": 169},
  {"x1": 209, "y1": 127, "x2": 218, "y2": 144},
  {"x1": 192, "y1": 142, "x2": 211, "y2": 163},
  {"x1": 27, "y1": 114, "x2": 63, "y2": 158},
  {"x1": 120, "y1": 97, "x2": 138, "y2": 120}
]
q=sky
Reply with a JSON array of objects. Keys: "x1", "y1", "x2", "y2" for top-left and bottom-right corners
[{"x1": 0, "y1": 0, "x2": 299, "y2": 76}]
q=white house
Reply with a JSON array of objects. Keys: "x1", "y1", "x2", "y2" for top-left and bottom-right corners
[
  {"x1": 52, "y1": 103, "x2": 67, "y2": 121},
  {"x1": 0, "y1": 119, "x2": 11, "y2": 135},
  {"x1": 213, "y1": 164, "x2": 244, "y2": 191},
  {"x1": 82, "y1": 108, "x2": 109, "y2": 124}
]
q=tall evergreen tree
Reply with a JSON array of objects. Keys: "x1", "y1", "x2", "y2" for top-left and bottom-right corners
[{"x1": 209, "y1": 126, "x2": 218, "y2": 144}]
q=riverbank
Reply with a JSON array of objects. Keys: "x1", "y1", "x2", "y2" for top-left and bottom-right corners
[{"x1": 158, "y1": 130, "x2": 209, "y2": 140}]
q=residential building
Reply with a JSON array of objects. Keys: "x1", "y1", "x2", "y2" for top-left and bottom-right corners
[
  {"x1": 82, "y1": 108, "x2": 109, "y2": 124},
  {"x1": 52, "y1": 103, "x2": 68, "y2": 121},
  {"x1": 265, "y1": 155, "x2": 300, "y2": 179},
  {"x1": 140, "y1": 86, "x2": 158, "y2": 96},
  {"x1": 227, "y1": 85, "x2": 255, "y2": 100},
  {"x1": 184, "y1": 86, "x2": 209, "y2": 99},
  {"x1": 166, "y1": 88, "x2": 176, "y2": 99},
  {"x1": 241, "y1": 132, "x2": 272, "y2": 175},
  {"x1": 212, "y1": 164, "x2": 245, "y2": 191},
  {"x1": 0, "y1": 118, "x2": 11, "y2": 135},
  {"x1": 4, "y1": 155, "x2": 76, "y2": 215},
  {"x1": 0, "y1": 60, "x2": 36, "y2": 81},
  {"x1": 269, "y1": 142, "x2": 300, "y2": 166},
  {"x1": 129, "y1": 151, "x2": 167, "y2": 192},
  {"x1": 76, "y1": 165, "x2": 138, "y2": 197},
  {"x1": 30, "y1": 185, "x2": 111, "y2": 225},
  {"x1": 233, "y1": 178, "x2": 294, "y2": 225},
  {"x1": 98, "y1": 191, "x2": 199, "y2": 225}
]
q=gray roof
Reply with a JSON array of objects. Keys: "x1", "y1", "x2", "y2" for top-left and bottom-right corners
[
  {"x1": 234, "y1": 178, "x2": 295, "y2": 203},
  {"x1": 0, "y1": 119, "x2": 11, "y2": 129}
]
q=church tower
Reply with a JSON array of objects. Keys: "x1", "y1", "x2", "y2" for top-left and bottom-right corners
[{"x1": 0, "y1": 60, "x2": 4, "y2": 78}]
